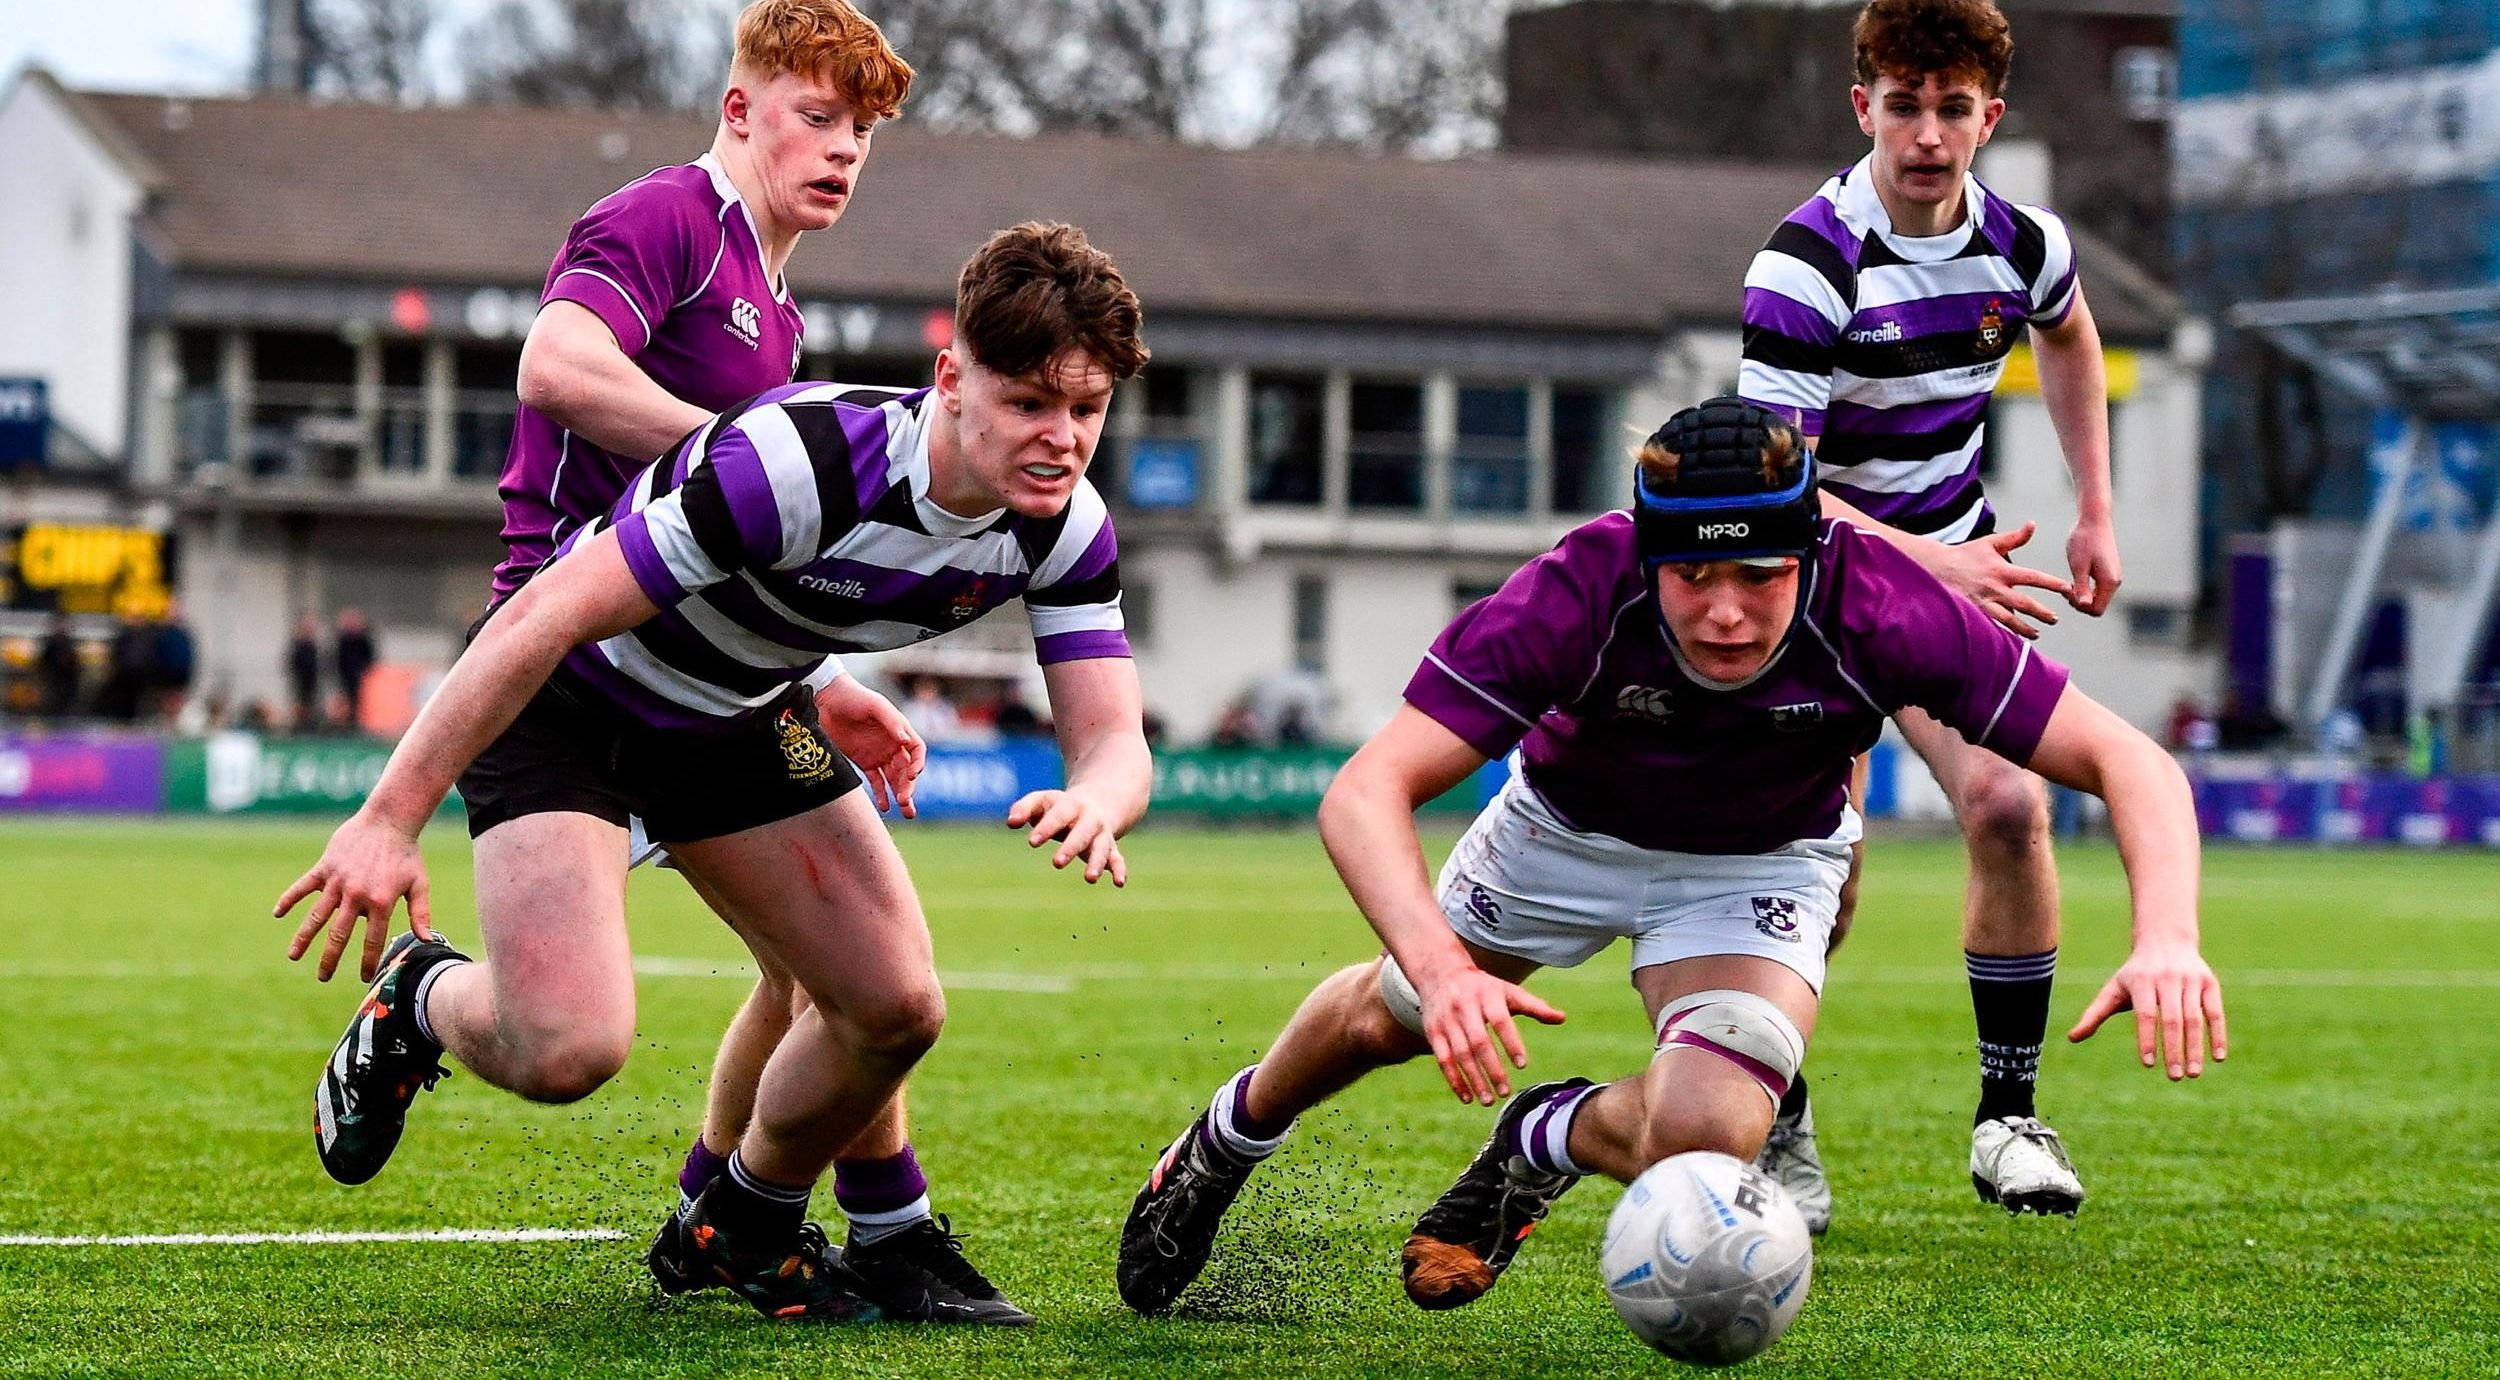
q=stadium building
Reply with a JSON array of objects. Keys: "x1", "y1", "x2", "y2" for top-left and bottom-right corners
[
  {"x1": 2176, "y1": 2, "x2": 2500, "y2": 766},
  {"x1": 0, "y1": 69, "x2": 2208, "y2": 741}
]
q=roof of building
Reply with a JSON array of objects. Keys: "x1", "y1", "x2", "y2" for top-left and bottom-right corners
[{"x1": 61, "y1": 83, "x2": 2181, "y2": 341}]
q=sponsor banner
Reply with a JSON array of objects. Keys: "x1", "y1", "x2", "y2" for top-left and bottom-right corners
[
  {"x1": 2175, "y1": 51, "x2": 2500, "y2": 206},
  {"x1": 1, "y1": 521, "x2": 178, "y2": 617},
  {"x1": 899, "y1": 739, "x2": 1065, "y2": 821},
  {"x1": 1154, "y1": 747, "x2": 1349, "y2": 817},
  {"x1": 0, "y1": 733, "x2": 164, "y2": 812},
  {"x1": 163, "y1": 733, "x2": 460, "y2": 817},
  {"x1": 2192, "y1": 771, "x2": 2500, "y2": 846}
]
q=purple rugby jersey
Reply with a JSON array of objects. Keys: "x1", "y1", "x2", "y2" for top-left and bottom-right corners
[
  {"x1": 545, "y1": 382, "x2": 1127, "y2": 730},
  {"x1": 494, "y1": 154, "x2": 806, "y2": 599},
  {"x1": 1738, "y1": 156, "x2": 2080, "y2": 546},
  {"x1": 1405, "y1": 512, "x2": 2070, "y2": 856}
]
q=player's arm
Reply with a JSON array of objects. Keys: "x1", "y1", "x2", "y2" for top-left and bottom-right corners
[
  {"x1": 2017, "y1": 684, "x2": 2224, "y2": 1080},
  {"x1": 1811, "y1": 455, "x2": 2070, "y2": 639},
  {"x1": 1319, "y1": 709, "x2": 1565, "y2": 1106},
  {"x1": 276, "y1": 532, "x2": 659, "y2": 981},
  {"x1": 517, "y1": 301, "x2": 713, "y2": 462},
  {"x1": 808, "y1": 660, "x2": 926, "y2": 819},
  {"x1": 2029, "y1": 287, "x2": 2123, "y2": 615},
  {"x1": 1009, "y1": 656, "x2": 1152, "y2": 885}
]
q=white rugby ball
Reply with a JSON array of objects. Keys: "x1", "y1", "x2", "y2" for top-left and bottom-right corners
[{"x1": 1600, "y1": 1150, "x2": 1814, "y2": 1366}]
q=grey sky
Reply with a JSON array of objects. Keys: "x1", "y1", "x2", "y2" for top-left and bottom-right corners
[{"x1": 0, "y1": 0, "x2": 503, "y2": 96}]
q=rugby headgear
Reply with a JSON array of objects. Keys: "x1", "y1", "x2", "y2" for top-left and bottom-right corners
[{"x1": 1631, "y1": 397, "x2": 1819, "y2": 567}]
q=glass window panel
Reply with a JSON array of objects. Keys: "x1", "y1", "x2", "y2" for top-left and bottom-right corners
[
  {"x1": 1550, "y1": 386, "x2": 1622, "y2": 514},
  {"x1": 1250, "y1": 372, "x2": 1324, "y2": 507},
  {"x1": 1349, "y1": 380, "x2": 1423, "y2": 511},
  {"x1": 1453, "y1": 384, "x2": 1529, "y2": 515}
]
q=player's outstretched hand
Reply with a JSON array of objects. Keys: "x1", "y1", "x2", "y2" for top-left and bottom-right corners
[
  {"x1": 2065, "y1": 515, "x2": 2125, "y2": 617},
  {"x1": 816, "y1": 677, "x2": 926, "y2": 818},
  {"x1": 2067, "y1": 941, "x2": 2226, "y2": 1080},
  {"x1": 1419, "y1": 966, "x2": 1566, "y2": 1106},
  {"x1": 1927, "y1": 521, "x2": 2072, "y2": 639},
  {"x1": 275, "y1": 811, "x2": 437, "y2": 984},
  {"x1": 1006, "y1": 788, "x2": 1126, "y2": 886}
]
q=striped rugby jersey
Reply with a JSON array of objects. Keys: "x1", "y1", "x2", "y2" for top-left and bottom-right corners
[
  {"x1": 545, "y1": 381, "x2": 1127, "y2": 729},
  {"x1": 1738, "y1": 155, "x2": 2079, "y2": 545}
]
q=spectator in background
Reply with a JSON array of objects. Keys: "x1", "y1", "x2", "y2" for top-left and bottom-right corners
[
  {"x1": 38, "y1": 613, "x2": 83, "y2": 720},
  {"x1": 994, "y1": 685, "x2": 1046, "y2": 738},
  {"x1": 903, "y1": 674, "x2": 967, "y2": 743},
  {"x1": 153, "y1": 600, "x2": 197, "y2": 722},
  {"x1": 1211, "y1": 697, "x2": 1259, "y2": 749},
  {"x1": 99, "y1": 615, "x2": 156, "y2": 722},
  {"x1": 334, "y1": 608, "x2": 377, "y2": 733},
  {"x1": 288, "y1": 614, "x2": 323, "y2": 731}
]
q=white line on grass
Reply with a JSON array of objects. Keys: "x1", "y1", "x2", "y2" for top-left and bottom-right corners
[
  {"x1": 630, "y1": 957, "x2": 1075, "y2": 993},
  {"x1": 0, "y1": 1229, "x2": 627, "y2": 1247}
]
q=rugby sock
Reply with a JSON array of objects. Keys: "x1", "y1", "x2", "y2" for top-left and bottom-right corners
[
  {"x1": 678, "y1": 1135, "x2": 730, "y2": 1205},
  {"x1": 1505, "y1": 1082, "x2": 1595, "y2": 1178},
  {"x1": 1775, "y1": 1069, "x2": 1811, "y2": 1124},
  {"x1": 407, "y1": 957, "x2": 466, "y2": 1048},
  {"x1": 834, "y1": 1144, "x2": 932, "y2": 1245},
  {"x1": 713, "y1": 1150, "x2": 812, "y2": 1245},
  {"x1": 1968, "y1": 948, "x2": 2057, "y2": 1124},
  {"x1": 1203, "y1": 1066, "x2": 1291, "y2": 1164}
]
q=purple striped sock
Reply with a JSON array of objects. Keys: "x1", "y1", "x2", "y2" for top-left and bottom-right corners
[
  {"x1": 1502, "y1": 1083, "x2": 1596, "y2": 1178},
  {"x1": 678, "y1": 1136, "x2": 730, "y2": 1202},
  {"x1": 832, "y1": 1144, "x2": 929, "y2": 1217}
]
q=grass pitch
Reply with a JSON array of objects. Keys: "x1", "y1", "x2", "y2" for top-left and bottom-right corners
[{"x1": 1, "y1": 818, "x2": 2495, "y2": 1377}]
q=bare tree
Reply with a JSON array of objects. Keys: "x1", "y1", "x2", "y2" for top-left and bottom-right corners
[
  {"x1": 302, "y1": 0, "x2": 441, "y2": 104},
  {"x1": 460, "y1": 0, "x2": 732, "y2": 113}
]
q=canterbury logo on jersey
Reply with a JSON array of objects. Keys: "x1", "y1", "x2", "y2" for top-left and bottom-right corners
[{"x1": 727, "y1": 297, "x2": 762, "y2": 348}]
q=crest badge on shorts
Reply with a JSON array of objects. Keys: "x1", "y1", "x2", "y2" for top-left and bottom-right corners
[
  {"x1": 1751, "y1": 895, "x2": 1801, "y2": 942},
  {"x1": 776, "y1": 709, "x2": 837, "y2": 783}
]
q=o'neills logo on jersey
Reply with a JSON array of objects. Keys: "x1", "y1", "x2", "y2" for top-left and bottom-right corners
[
  {"x1": 1976, "y1": 299, "x2": 2004, "y2": 353},
  {"x1": 727, "y1": 297, "x2": 762, "y2": 349},
  {"x1": 775, "y1": 708, "x2": 837, "y2": 783},
  {"x1": 1847, "y1": 320, "x2": 1903, "y2": 344},
  {"x1": 799, "y1": 574, "x2": 867, "y2": 599}
]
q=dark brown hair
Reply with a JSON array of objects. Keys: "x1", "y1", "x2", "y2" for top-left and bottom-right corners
[
  {"x1": 954, "y1": 222, "x2": 1150, "y2": 385},
  {"x1": 1854, "y1": 0, "x2": 2014, "y2": 98},
  {"x1": 1636, "y1": 424, "x2": 1801, "y2": 490}
]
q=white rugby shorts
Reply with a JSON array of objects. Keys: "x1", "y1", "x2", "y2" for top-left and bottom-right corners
[{"x1": 1433, "y1": 770, "x2": 1858, "y2": 992}]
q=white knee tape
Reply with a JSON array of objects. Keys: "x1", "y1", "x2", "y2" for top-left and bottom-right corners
[
  {"x1": 1377, "y1": 954, "x2": 1426, "y2": 1037},
  {"x1": 1653, "y1": 988, "x2": 1805, "y2": 1108}
]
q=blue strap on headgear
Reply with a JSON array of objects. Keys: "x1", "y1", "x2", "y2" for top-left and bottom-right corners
[{"x1": 1632, "y1": 397, "x2": 1820, "y2": 565}]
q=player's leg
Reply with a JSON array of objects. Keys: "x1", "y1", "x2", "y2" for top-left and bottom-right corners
[
  {"x1": 1754, "y1": 758, "x2": 1864, "y2": 1236},
  {"x1": 1897, "y1": 708, "x2": 2082, "y2": 1216},
  {"x1": 311, "y1": 675, "x2": 639, "y2": 1186},
  {"x1": 666, "y1": 793, "x2": 1026, "y2": 1323}
]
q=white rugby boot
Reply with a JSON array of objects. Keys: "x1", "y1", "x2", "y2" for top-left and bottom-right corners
[
  {"x1": 1753, "y1": 1093, "x2": 1832, "y2": 1236},
  {"x1": 1971, "y1": 1115, "x2": 2085, "y2": 1217}
]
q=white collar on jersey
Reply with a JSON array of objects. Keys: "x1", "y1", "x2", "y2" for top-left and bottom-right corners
[
  {"x1": 694, "y1": 151, "x2": 793, "y2": 306},
  {"x1": 888, "y1": 400, "x2": 1008, "y2": 535},
  {"x1": 1837, "y1": 152, "x2": 1988, "y2": 263}
]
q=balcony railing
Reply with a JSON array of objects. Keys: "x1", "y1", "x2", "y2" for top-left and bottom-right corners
[{"x1": 172, "y1": 384, "x2": 514, "y2": 488}]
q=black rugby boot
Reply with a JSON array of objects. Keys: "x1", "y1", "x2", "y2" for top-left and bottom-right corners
[
  {"x1": 844, "y1": 1215, "x2": 1036, "y2": 1325},
  {"x1": 313, "y1": 930, "x2": 467, "y2": 1185},
  {"x1": 1401, "y1": 1078, "x2": 1593, "y2": 1310},
  {"x1": 1116, "y1": 1111, "x2": 1259, "y2": 1314}
]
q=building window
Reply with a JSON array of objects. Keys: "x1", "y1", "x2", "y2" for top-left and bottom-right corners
[
  {"x1": 1292, "y1": 573, "x2": 1328, "y2": 671},
  {"x1": 378, "y1": 342, "x2": 427, "y2": 477},
  {"x1": 1551, "y1": 386, "x2": 1623, "y2": 513},
  {"x1": 1453, "y1": 384, "x2": 1531, "y2": 515},
  {"x1": 2115, "y1": 47, "x2": 2175, "y2": 122},
  {"x1": 1249, "y1": 372, "x2": 1324, "y2": 506},
  {"x1": 1349, "y1": 380, "x2": 1425, "y2": 511},
  {"x1": 1106, "y1": 367, "x2": 1203, "y2": 510},
  {"x1": 453, "y1": 344, "x2": 522, "y2": 480}
]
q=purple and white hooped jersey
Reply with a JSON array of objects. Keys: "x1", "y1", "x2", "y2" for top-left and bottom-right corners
[
  {"x1": 1738, "y1": 156, "x2": 2079, "y2": 545},
  {"x1": 1404, "y1": 512, "x2": 2070, "y2": 856},
  {"x1": 548, "y1": 381, "x2": 1128, "y2": 729},
  {"x1": 495, "y1": 154, "x2": 806, "y2": 600}
]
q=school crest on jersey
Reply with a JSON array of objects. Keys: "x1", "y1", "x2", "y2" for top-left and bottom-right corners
[
  {"x1": 1976, "y1": 299, "x2": 2005, "y2": 354},
  {"x1": 775, "y1": 708, "x2": 837, "y2": 783},
  {"x1": 950, "y1": 577, "x2": 989, "y2": 623}
]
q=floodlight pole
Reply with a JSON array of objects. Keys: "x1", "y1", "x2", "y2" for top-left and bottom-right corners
[{"x1": 2303, "y1": 417, "x2": 2421, "y2": 732}]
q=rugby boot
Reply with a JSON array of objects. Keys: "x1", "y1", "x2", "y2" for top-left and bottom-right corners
[
  {"x1": 1401, "y1": 1078, "x2": 1592, "y2": 1311},
  {"x1": 313, "y1": 930, "x2": 467, "y2": 1185},
  {"x1": 648, "y1": 1202, "x2": 833, "y2": 1298},
  {"x1": 1971, "y1": 1114, "x2": 2086, "y2": 1217},
  {"x1": 1116, "y1": 1111, "x2": 1259, "y2": 1314},
  {"x1": 1753, "y1": 1094, "x2": 1832, "y2": 1236},
  {"x1": 845, "y1": 1215, "x2": 1036, "y2": 1325},
  {"x1": 679, "y1": 1181, "x2": 883, "y2": 1322}
]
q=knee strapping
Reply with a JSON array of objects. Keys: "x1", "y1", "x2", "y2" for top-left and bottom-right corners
[
  {"x1": 1653, "y1": 989, "x2": 1806, "y2": 1108},
  {"x1": 1377, "y1": 954, "x2": 1425, "y2": 1037}
]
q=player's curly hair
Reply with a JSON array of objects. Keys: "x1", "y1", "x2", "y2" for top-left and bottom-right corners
[
  {"x1": 732, "y1": 0, "x2": 914, "y2": 120},
  {"x1": 955, "y1": 222, "x2": 1151, "y2": 385},
  {"x1": 1636, "y1": 414, "x2": 1803, "y2": 491},
  {"x1": 1853, "y1": 0, "x2": 2014, "y2": 98}
]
